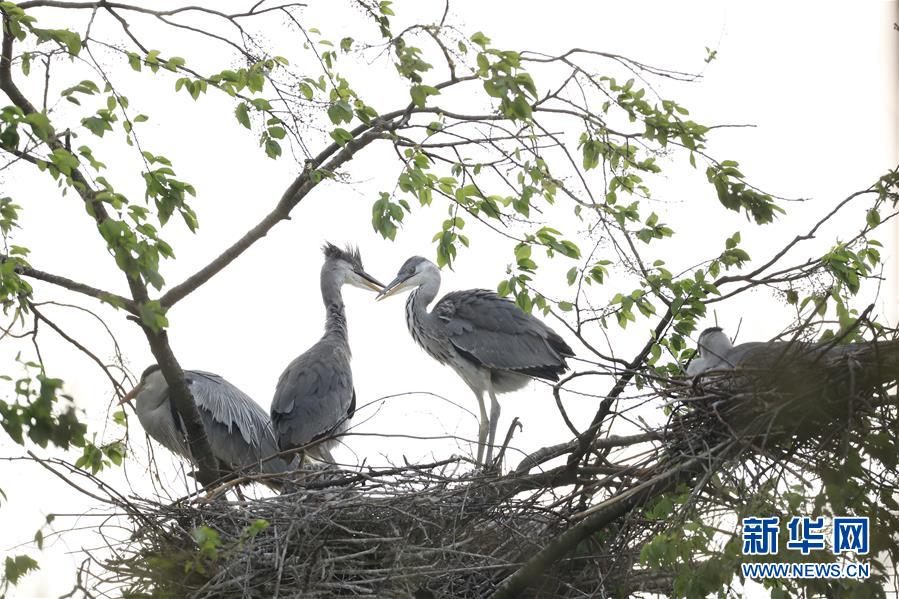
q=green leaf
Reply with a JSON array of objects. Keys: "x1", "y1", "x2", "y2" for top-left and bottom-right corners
[
  {"x1": 33, "y1": 28, "x2": 81, "y2": 55},
  {"x1": 866, "y1": 209, "x2": 881, "y2": 227},
  {"x1": 516, "y1": 292, "x2": 532, "y2": 313},
  {"x1": 127, "y1": 52, "x2": 142, "y2": 71},
  {"x1": 164, "y1": 56, "x2": 186, "y2": 71},
  {"x1": 327, "y1": 101, "x2": 353, "y2": 125},
  {"x1": 470, "y1": 31, "x2": 491, "y2": 47},
  {"x1": 4, "y1": 554, "x2": 39, "y2": 585},
  {"x1": 514, "y1": 243, "x2": 531, "y2": 262},
  {"x1": 192, "y1": 526, "x2": 222, "y2": 560},
  {"x1": 235, "y1": 103, "x2": 251, "y2": 129},
  {"x1": 410, "y1": 84, "x2": 439, "y2": 108},
  {"x1": 23, "y1": 112, "x2": 53, "y2": 141},
  {"x1": 510, "y1": 94, "x2": 532, "y2": 120},
  {"x1": 82, "y1": 116, "x2": 112, "y2": 137},
  {"x1": 264, "y1": 139, "x2": 282, "y2": 159},
  {"x1": 329, "y1": 127, "x2": 353, "y2": 146},
  {"x1": 48, "y1": 148, "x2": 80, "y2": 174},
  {"x1": 138, "y1": 301, "x2": 169, "y2": 332}
]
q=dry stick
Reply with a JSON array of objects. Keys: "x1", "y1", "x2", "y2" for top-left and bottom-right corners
[
  {"x1": 26, "y1": 450, "x2": 113, "y2": 505},
  {"x1": 0, "y1": 19, "x2": 220, "y2": 484},
  {"x1": 30, "y1": 303, "x2": 128, "y2": 396},
  {"x1": 515, "y1": 431, "x2": 662, "y2": 475},
  {"x1": 17, "y1": 0, "x2": 305, "y2": 20},
  {"x1": 493, "y1": 417, "x2": 521, "y2": 468}
]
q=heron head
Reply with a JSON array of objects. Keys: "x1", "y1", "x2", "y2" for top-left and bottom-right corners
[
  {"x1": 376, "y1": 256, "x2": 437, "y2": 300},
  {"x1": 118, "y1": 364, "x2": 162, "y2": 406},
  {"x1": 696, "y1": 326, "x2": 733, "y2": 359},
  {"x1": 322, "y1": 242, "x2": 384, "y2": 292}
]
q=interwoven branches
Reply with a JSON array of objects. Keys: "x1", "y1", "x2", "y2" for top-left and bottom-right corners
[{"x1": 60, "y1": 348, "x2": 899, "y2": 598}]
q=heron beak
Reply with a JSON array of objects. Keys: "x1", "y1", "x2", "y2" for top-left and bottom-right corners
[
  {"x1": 376, "y1": 274, "x2": 411, "y2": 301},
  {"x1": 355, "y1": 269, "x2": 385, "y2": 292},
  {"x1": 118, "y1": 383, "x2": 141, "y2": 405}
]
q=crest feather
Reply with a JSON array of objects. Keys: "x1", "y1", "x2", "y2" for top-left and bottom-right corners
[{"x1": 322, "y1": 242, "x2": 364, "y2": 270}]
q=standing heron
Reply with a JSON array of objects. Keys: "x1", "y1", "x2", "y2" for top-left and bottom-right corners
[
  {"x1": 377, "y1": 256, "x2": 574, "y2": 467},
  {"x1": 120, "y1": 365, "x2": 295, "y2": 489},
  {"x1": 270, "y1": 243, "x2": 383, "y2": 462}
]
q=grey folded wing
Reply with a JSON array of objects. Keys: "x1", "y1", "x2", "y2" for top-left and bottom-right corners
[
  {"x1": 186, "y1": 371, "x2": 294, "y2": 474},
  {"x1": 269, "y1": 345, "x2": 355, "y2": 451},
  {"x1": 435, "y1": 289, "x2": 574, "y2": 379}
]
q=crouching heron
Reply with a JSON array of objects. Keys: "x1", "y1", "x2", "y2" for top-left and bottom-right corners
[
  {"x1": 686, "y1": 326, "x2": 899, "y2": 438},
  {"x1": 688, "y1": 326, "x2": 899, "y2": 379},
  {"x1": 378, "y1": 256, "x2": 574, "y2": 467},
  {"x1": 270, "y1": 243, "x2": 383, "y2": 462},
  {"x1": 120, "y1": 365, "x2": 295, "y2": 490}
]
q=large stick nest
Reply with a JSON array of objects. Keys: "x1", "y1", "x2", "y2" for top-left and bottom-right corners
[
  {"x1": 75, "y1": 340, "x2": 899, "y2": 598},
  {"x1": 98, "y1": 464, "x2": 632, "y2": 598}
]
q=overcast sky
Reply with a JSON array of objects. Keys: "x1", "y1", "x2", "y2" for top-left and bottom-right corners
[{"x1": 0, "y1": 1, "x2": 895, "y2": 596}]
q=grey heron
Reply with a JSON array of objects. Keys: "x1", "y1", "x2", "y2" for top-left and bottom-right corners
[
  {"x1": 120, "y1": 365, "x2": 295, "y2": 489},
  {"x1": 377, "y1": 256, "x2": 575, "y2": 467},
  {"x1": 270, "y1": 243, "x2": 383, "y2": 462},
  {"x1": 687, "y1": 326, "x2": 899, "y2": 378},
  {"x1": 686, "y1": 326, "x2": 899, "y2": 435},
  {"x1": 686, "y1": 327, "x2": 739, "y2": 377}
]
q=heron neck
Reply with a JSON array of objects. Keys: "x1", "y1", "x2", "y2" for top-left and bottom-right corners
[
  {"x1": 700, "y1": 332, "x2": 733, "y2": 361},
  {"x1": 408, "y1": 272, "x2": 440, "y2": 318},
  {"x1": 321, "y1": 274, "x2": 348, "y2": 339}
]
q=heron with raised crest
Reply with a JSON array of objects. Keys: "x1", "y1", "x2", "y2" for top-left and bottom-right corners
[{"x1": 270, "y1": 243, "x2": 384, "y2": 462}]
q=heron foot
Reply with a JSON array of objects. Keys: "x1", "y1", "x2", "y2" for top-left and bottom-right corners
[
  {"x1": 200, "y1": 480, "x2": 241, "y2": 503},
  {"x1": 477, "y1": 455, "x2": 503, "y2": 475}
]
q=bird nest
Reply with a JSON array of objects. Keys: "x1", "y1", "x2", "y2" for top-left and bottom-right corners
[
  {"x1": 667, "y1": 338, "x2": 898, "y2": 456},
  {"x1": 88, "y1": 461, "x2": 640, "y2": 598},
  {"x1": 70, "y1": 343, "x2": 899, "y2": 598}
]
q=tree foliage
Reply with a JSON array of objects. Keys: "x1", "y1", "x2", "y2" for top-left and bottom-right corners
[{"x1": 0, "y1": 1, "x2": 896, "y2": 596}]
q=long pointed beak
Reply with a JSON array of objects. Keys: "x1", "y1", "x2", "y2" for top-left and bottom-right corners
[
  {"x1": 376, "y1": 274, "x2": 411, "y2": 301},
  {"x1": 118, "y1": 383, "x2": 141, "y2": 406},
  {"x1": 355, "y1": 269, "x2": 385, "y2": 292}
]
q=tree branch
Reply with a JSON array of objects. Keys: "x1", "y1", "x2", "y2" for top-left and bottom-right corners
[
  {"x1": 3, "y1": 256, "x2": 137, "y2": 313},
  {"x1": 490, "y1": 450, "x2": 714, "y2": 598},
  {"x1": 566, "y1": 309, "x2": 675, "y2": 469},
  {"x1": 159, "y1": 122, "x2": 395, "y2": 307},
  {"x1": 1, "y1": 14, "x2": 221, "y2": 484}
]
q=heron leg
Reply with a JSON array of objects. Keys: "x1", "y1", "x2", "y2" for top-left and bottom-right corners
[
  {"x1": 317, "y1": 445, "x2": 335, "y2": 464},
  {"x1": 475, "y1": 390, "x2": 488, "y2": 466},
  {"x1": 484, "y1": 385, "x2": 501, "y2": 468}
]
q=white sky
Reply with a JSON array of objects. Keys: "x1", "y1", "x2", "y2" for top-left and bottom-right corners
[{"x1": 0, "y1": 1, "x2": 896, "y2": 596}]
